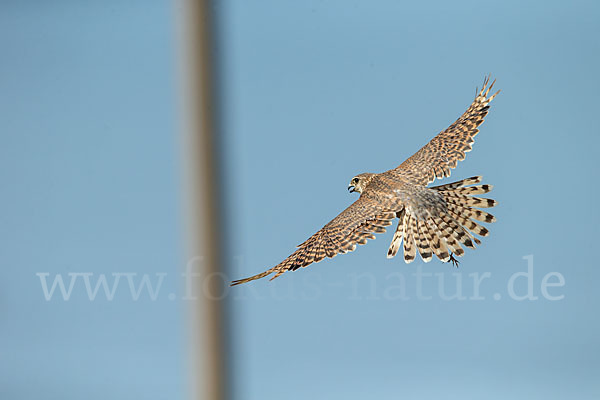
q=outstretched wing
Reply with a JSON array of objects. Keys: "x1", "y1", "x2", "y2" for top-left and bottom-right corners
[
  {"x1": 230, "y1": 196, "x2": 396, "y2": 285},
  {"x1": 388, "y1": 76, "x2": 500, "y2": 186}
]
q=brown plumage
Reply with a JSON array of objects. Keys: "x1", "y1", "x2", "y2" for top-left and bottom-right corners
[{"x1": 231, "y1": 76, "x2": 499, "y2": 286}]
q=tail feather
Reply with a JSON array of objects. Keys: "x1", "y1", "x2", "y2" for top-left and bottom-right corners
[
  {"x1": 387, "y1": 210, "x2": 405, "y2": 258},
  {"x1": 420, "y1": 218, "x2": 440, "y2": 259},
  {"x1": 427, "y1": 218, "x2": 451, "y2": 262},
  {"x1": 449, "y1": 184, "x2": 493, "y2": 196},
  {"x1": 431, "y1": 176, "x2": 482, "y2": 191},
  {"x1": 403, "y1": 214, "x2": 416, "y2": 263},
  {"x1": 428, "y1": 176, "x2": 497, "y2": 261},
  {"x1": 443, "y1": 194, "x2": 497, "y2": 208},
  {"x1": 444, "y1": 210, "x2": 482, "y2": 245},
  {"x1": 439, "y1": 213, "x2": 476, "y2": 249},
  {"x1": 446, "y1": 208, "x2": 488, "y2": 238},
  {"x1": 447, "y1": 203, "x2": 496, "y2": 223},
  {"x1": 416, "y1": 220, "x2": 433, "y2": 262},
  {"x1": 432, "y1": 216, "x2": 465, "y2": 256}
]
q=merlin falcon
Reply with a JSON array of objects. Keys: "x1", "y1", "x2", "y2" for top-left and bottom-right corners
[{"x1": 232, "y1": 77, "x2": 500, "y2": 286}]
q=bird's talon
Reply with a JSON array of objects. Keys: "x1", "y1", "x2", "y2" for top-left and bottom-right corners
[{"x1": 448, "y1": 253, "x2": 460, "y2": 268}]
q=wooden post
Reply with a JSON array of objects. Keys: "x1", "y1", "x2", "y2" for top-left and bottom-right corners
[{"x1": 177, "y1": 1, "x2": 227, "y2": 399}]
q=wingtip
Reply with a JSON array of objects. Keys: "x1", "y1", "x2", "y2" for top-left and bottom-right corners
[{"x1": 230, "y1": 265, "x2": 280, "y2": 286}]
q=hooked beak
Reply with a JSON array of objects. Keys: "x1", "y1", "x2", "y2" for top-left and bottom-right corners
[{"x1": 348, "y1": 185, "x2": 355, "y2": 193}]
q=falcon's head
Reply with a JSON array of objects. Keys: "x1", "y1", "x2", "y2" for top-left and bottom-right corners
[{"x1": 348, "y1": 173, "x2": 375, "y2": 194}]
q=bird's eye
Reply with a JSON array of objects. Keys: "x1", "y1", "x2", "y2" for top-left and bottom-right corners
[{"x1": 352, "y1": 178, "x2": 358, "y2": 184}]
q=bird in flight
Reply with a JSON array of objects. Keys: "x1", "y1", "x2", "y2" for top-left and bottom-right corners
[{"x1": 232, "y1": 77, "x2": 499, "y2": 286}]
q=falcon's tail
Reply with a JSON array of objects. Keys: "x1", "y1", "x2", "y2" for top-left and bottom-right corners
[{"x1": 387, "y1": 176, "x2": 497, "y2": 263}]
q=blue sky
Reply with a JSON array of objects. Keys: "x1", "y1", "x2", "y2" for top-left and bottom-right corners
[
  {"x1": 0, "y1": 2, "x2": 183, "y2": 399},
  {"x1": 1, "y1": 0, "x2": 599, "y2": 399}
]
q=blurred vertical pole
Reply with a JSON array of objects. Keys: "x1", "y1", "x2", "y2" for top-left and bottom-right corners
[{"x1": 177, "y1": 1, "x2": 227, "y2": 400}]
